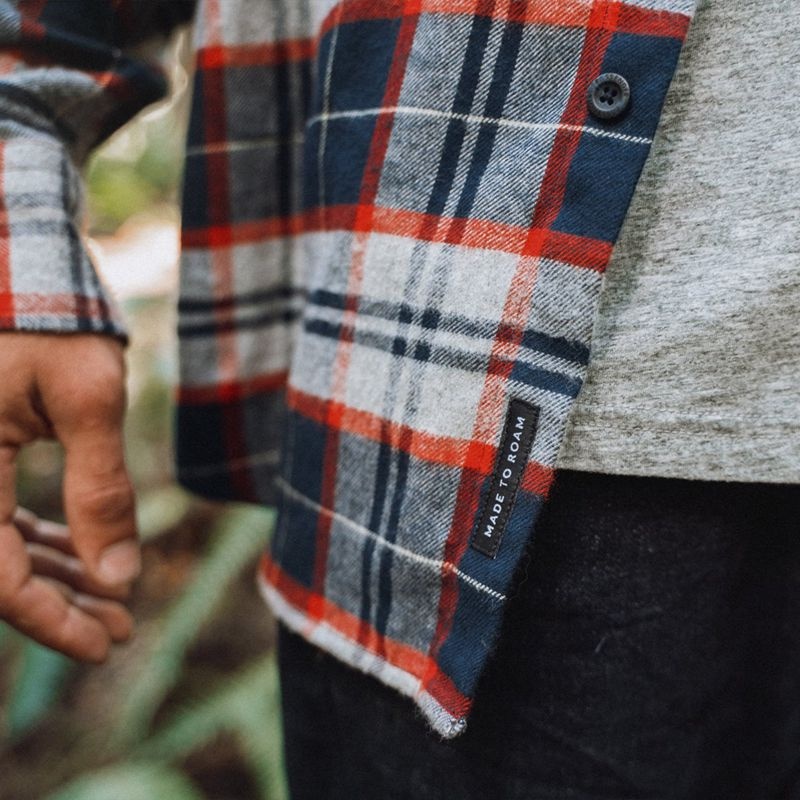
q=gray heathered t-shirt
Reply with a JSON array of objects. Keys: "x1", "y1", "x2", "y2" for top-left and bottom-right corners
[{"x1": 557, "y1": 0, "x2": 800, "y2": 484}]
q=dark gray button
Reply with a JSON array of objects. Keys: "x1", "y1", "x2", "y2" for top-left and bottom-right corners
[{"x1": 587, "y1": 73, "x2": 630, "y2": 120}]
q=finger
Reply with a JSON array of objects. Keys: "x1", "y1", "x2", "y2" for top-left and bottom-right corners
[
  {"x1": 36, "y1": 339, "x2": 140, "y2": 588},
  {"x1": 73, "y1": 591, "x2": 133, "y2": 643},
  {"x1": 14, "y1": 507, "x2": 77, "y2": 557},
  {"x1": 60, "y1": 412, "x2": 140, "y2": 588},
  {"x1": 41, "y1": 577, "x2": 133, "y2": 644},
  {"x1": 10, "y1": 576, "x2": 112, "y2": 661},
  {"x1": 0, "y1": 524, "x2": 111, "y2": 663},
  {"x1": 27, "y1": 542, "x2": 130, "y2": 601}
]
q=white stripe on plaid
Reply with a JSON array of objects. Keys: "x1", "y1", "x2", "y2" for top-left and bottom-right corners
[{"x1": 307, "y1": 106, "x2": 654, "y2": 146}]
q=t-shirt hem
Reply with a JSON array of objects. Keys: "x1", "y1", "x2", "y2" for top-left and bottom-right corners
[{"x1": 558, "y1": 408, "x2": 800, "y2": 484}]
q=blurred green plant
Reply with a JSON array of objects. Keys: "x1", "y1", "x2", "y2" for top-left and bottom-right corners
[
  {"x1": 86, "y1": 110, "x2": 186, "y2": 234},
  {"x1": 6, "y1": 641, "x2": 71, "y2": 739},
  {"x1": 47, "y1": 506, "x2": 285, "y2": 800},
  {"x1": 135, "y1": 656, "x2": 286, "y2": 800},
  {"x1": 47, "y1": 763, "x2": 205, "y2": 800},
  {"x1": 86, "y1": 30, "x2": 190, "y2": 237},
  {"x1": 0, "y1": 506, "x2": 286, "y2": 800},
  {"x1": 116, "y1": 505, "x2": 276, "y2": 744}
]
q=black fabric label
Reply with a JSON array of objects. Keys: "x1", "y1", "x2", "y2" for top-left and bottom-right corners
[{"x1": 470, "y1": 398, "x2": 540, "y2": 559}]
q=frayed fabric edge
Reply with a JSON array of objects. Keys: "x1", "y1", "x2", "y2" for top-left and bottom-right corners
[{"x1": 257, "y1": 575, "x2": 468, "y2": 740}]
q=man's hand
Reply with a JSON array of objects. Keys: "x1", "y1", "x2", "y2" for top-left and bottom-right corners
[{"x1": 0, "y1": 333, "x2": 139, "y2": 662}]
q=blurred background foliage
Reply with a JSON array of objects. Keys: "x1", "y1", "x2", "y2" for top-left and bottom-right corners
[{"x1": 0, "y1": 30, "x2": 287, "y2": 800}]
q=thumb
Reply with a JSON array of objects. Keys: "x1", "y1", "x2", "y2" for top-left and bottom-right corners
[
  {"x1": 38, "y1": 336, "x2": 140, "y2": 587},
  {"x1": 62, "y1": 421, "x2": 139, "y2": 586}
]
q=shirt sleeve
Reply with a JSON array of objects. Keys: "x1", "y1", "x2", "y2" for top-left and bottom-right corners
[{"x1": 0, "y1": 0, "x2": 195, "y2": 340}]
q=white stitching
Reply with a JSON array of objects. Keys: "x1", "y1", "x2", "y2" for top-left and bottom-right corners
[{"x1": 275, "y1": 475, "x2": 507, "y2": 602}]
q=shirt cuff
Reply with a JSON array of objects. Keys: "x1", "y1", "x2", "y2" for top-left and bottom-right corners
[{"x1": 0, "y1": 128, "x2": 127, "y2": 341}]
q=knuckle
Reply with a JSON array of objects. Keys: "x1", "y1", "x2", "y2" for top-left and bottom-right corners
[
  {"x1": 74, "y1": 480, "x2": 135, "y2": 527},
  {"x1": 72, "y1": 379, "x2": 125, "y2": 422}
]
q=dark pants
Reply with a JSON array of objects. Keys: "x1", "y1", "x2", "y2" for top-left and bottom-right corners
[{"x1": 277, "y1": 470, "x2": 800, "y2": 799}]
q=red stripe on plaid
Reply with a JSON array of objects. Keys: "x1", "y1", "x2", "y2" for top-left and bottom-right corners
[
  {"x1": 197, "y1": 38, "x2": 315, "y2": 69},
  {"x1": 84, "y1": 68, "x2": 138, "y2": 93},
  {"x1": 11, "y1": 292, "x2": 111, "y2": 319},
  {"x1": 322, "y1": 0, "x2": 408, "y2": 35},
  {"x1": 530, "y1": 5, "x2": 623, "y2": 234},
  {"x1": 423, "y1": 0, "x2": 621, "y2": 695},
  {"x1": 285, "y1": 385, "x2": 554, "y2": 493},
  {"x1": 374, "y1": 208, "x2": 613, "y2": 269},
  {"x1": 17, "y1": 17, "x2": 46, "y2": 40},
  {"x1": 1, "y1": 7, "x2": 46, "y2": 74},
  {"x1": 321, "y1": 0, "x2": 690, "y2": 39},
  {"x1": 312, "y1": 2, "x2": 422, "y2": 626},
  {"x1": 0, "y1": 144, "x2": 13, "y2": 326},
  {"x1": 177, "y1": 370, "x2": 288, "y2": 406},
  {"x1": 0, "y1": 56, "x2": 18, "y2": 75},
  {"x1": 182, "y1": 205, "x2": 613, "y2": 270},
  {"x1": 436, "y1": 0, "x2": 690, "y2": 38},
  {"x1": 201, "y1": 0, "x2": 258, "y2": 501},
  {"x1": 260, "y1": 551, "x2": 471, "y2": 721},
  {"x1": 17, "y1": 0, "x2": 48, "y2": 40}
]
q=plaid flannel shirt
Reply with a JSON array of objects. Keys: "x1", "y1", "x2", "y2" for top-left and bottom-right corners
[{"x1": 0, "y1": 0, "x2": 696, "y2": 737}]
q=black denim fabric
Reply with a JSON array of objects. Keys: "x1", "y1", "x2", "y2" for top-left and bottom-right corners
[{"x1": 277, "y1": 470, "x2": 800, "y2": 799}]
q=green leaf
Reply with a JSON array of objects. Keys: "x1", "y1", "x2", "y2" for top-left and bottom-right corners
[
  {"x1": 237, "y1": 668, "x2": 288, "y2": 800},
  {"x1": 115, "y1": 504, "x2": 274, "y2": 743},
  {"x1": 138, "y1": 655, "x2": 287, "y2": 800},
  {"x1": 136, "y1": 485, "x2": 194, "y2": 542},
  {"x1": 8, "y1": 642, "x2": 72, "y2": 738},
  {"x1": 44, "y1": 763, "x2": 204, "y2": 800}
]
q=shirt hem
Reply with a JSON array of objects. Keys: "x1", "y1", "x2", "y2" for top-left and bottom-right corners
[{"x1": 257, "y1": 570, "x2": 468, "y2": 740}]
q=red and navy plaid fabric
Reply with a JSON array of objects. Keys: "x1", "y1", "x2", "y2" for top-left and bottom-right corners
[
  {"x1": 0, "y1": 0, "x2": 697, "y2": 737},
  {"x1": 0, "y1": 0, "x2": 193, "y2": 337},
  {"x1": 176, "y1": 0, "x2": 697, "y2": 736}
]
